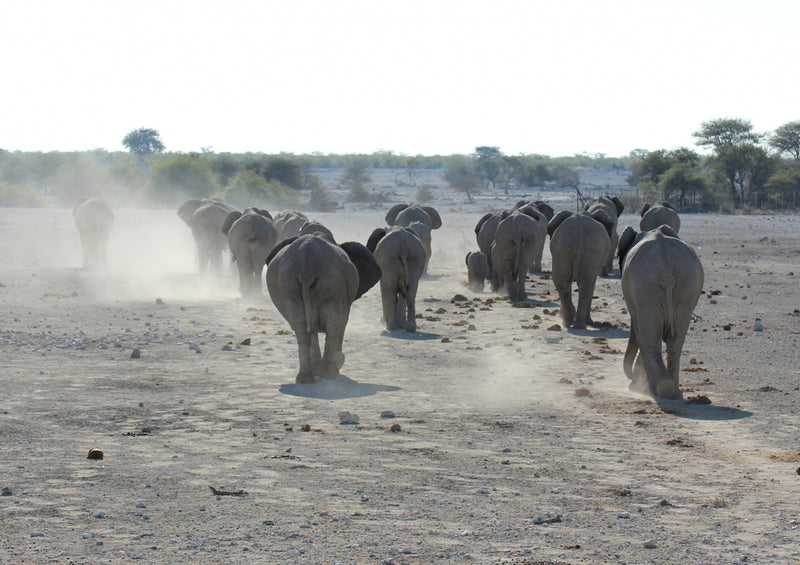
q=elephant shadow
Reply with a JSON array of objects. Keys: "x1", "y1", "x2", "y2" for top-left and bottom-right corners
[
  {"x1": 566, "y1": 326, "x2": 629, "y2": 339},
  {"x1": 279, "y1": 374, "x2": 401, "y2": 400},
  {"x1": 381, "y1": 329, "x2": 442, "y2": 341},
  {"x1": 655, "y1": 399, "x2": 753, "y2": 421}
]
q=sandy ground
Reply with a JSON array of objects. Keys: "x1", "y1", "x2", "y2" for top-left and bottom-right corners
[{"x1": 1, "y1": 202, "x2": 799, "y2": 564}]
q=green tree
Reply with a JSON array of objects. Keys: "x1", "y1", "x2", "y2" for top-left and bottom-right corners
[
  {"x1": 658, "y1": 162, "x2": 709, "y2": 210},
  {"x1": 222, "y1": 170, "x2": 300, "y2": 209},
  {"x1": 473, "y1": 146, "x2": 503, "y2": 190},
  {"x1": 769, "y1": 121, "x2": 800, "y2": 160},
  {"x1": 341, "y1": 160, "x2": 372, "y2": 202},
  {"x1": 150, "y1": 154, "x2": 216, "y2": 205},
  {"x1": 692, "y1": 118, "x2": 762, "y2": 149},
  {"x1": 443, "y1": 157, "x2": 480, "y2": 203},
  {"x1": 122, "y1": 128, "x2": 165, "y2": 165},
  {"x1": 764, "y1": 162, "x2": 800, "y2": 208}
]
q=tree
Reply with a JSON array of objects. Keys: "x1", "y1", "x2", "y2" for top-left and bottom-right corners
[
  {"x1": 692, "y1": 118, "x2": 762, "y2": 149},
  {"x1": 443, "y1": 157, "x2": 480, "y2": 203},
  {"x1": 764, "y1": 162, "x2": 800, "y2": 208},
  {"x1": 150, "y1": 154, "x2": 216, "y2": 204},
  {"x1": 769, "y1": 121, "x2": 800, "y2": 160},
  {"x1": 473, "y1": 146, "x2": 503, "y2": 190},
  {"x1": 341, "y1": 160, "x2": 373, "y2": 202},
  {"x1": 122, "y1": 128, "x2": 165, "y2": 164},
  {"x1": 222, "y1": 170, "x2": 300, "y2": 209},
  {"x1": 658, "y1": 162, "x2": 709, "y2": 210}
]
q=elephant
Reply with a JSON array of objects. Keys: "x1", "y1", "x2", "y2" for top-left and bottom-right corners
[
  {"x1": 547, "y1": 209, "x2": 614, "y2": 329},
  {"x1": 273, "y1": 210, "x2": 310, "y2": 242},
  {"x1": 298, "y1": 220, "x2": 336, "y2": 242},
  {"x1": 73, "y1": 198, "x2": 114, "y2": 269},
  {"x1": 583, "y1": 195, "x2": 624, "y2": 276},
  {"x1": 266, "y1": 234, "x2": 381, "y2": 383},
  {"x1": 221, "y1": 208, "x2": 277, "y2": 298},
  {"x1": 515, "y1": 204, "x2": 549, "y2": 272},
  {"x1": 490, "y1": 211, "x2": 544, "y2": 302},
  {"x1": 465, "y1": 251, "x2": 489, "y2": 292},
  {"x1": 178, "y1": 198, "x2": 236, "y2": 274},
  {"x1": 617, "y1": 225, "x2": 704, "y2": 399},
  {"x1": 475, "y1": 210, "x2": 510, "y2": 279},
  {"x1": 513, "y1": 199, "x2": 555, "y2": 221},
  {"x1": 640, "y1": 201, "x2": 680, "y2": 234},
  {"x1": 385, "y1": 203, "x2": 443, "y2": 231},
  {"x1": 367, "y1": 226, "x2": 427, "y2": 332}
]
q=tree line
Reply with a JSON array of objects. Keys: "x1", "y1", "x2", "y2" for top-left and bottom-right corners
[{"x1": 1, "y1": 119, "x2": 798, "y2": 211}]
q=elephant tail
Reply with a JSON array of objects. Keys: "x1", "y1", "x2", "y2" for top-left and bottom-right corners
[
  {"x1": 623, "y1": 323, "x2": 638, "y2": 380},
  {"x1": 662, "y1": 276, "x2": 677, "y2": 340},
  {"x1": 301, "y1": 280, "x2": 314, "y2": 334},
  {"x1": 401, "y1": 255, "x2": 412, "y2": 298}
]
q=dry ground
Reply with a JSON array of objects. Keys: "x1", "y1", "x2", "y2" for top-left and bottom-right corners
[{"x1": 1, "y1": 204, "x2": 799, "y2": 564}]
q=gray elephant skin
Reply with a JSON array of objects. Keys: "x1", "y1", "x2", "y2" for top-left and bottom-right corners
[
  {"x1": 385, "y1": 204, "x2": 441, "y2": 275},
  {"x1": 266, "y1": 234, "x2": 381, "y2": 383},
  {"x1": 73, "y1": 198, "x2": 114, "y2": 269},
  {"x1": 639, "y1": 202, "x2": 680, "y2": 233},
  {"x1": 618, "y1": 225, "x2": 704, "y2": 399},
  {"x1": 583, "y1": 195, "x2": 624, "y2": 276},
  {"x1": 367, "y1": 226, "x2": 427, "y2": 332},
  {"x1": 465, "y1": 251, "x2": 489, "y2": 292},
  {"x1": 221, "y1": 208, "x2": 277, "y2": 298},
  {"x1": 547, "y1": 210, "x2": 614, "y2": 329},
  {"x1": 178, "y1": 199, "x2": 236, "y2": 274},
  {"x1": 273, "y1": 210, "x2": 310, "y2": 242},
  {"x1": 490, "y1": 211, "x2": 544, "y2": 302}
]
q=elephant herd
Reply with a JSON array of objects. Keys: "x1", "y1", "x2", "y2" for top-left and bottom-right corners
[{"x1": 73, "y1": 196, "x2": 702, "y2": 400}]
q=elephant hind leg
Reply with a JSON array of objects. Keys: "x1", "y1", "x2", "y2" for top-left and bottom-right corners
[
  {"x1": 295, "y1": 331, "x2": 317, "y2": 383},
  {"x1": 556, "y1": 284, "x2": 575, "y2": 328}
]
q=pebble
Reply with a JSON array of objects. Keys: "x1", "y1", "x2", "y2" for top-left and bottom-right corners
[
  {"x1": 130, "y1": 348, "x2": 141, "y2": 359},
  {"x1": 338, "y1": 411, "x2": 359, "y2": 425},
  {"x1": 1, "y1": 487, "x2": 11, "y2": 496},
  {"x1": 380, "y1": 410, "x2": 396, "y2": 418},
  {"x1": 643, "y1": 539, "x2": 657, "y2": 548},
  {"x1": 753, "y1": 320, "x2": 764, "y2": 331}
]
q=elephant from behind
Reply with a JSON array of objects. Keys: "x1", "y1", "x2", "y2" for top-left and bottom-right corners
[
  {"x1": 639, "y1": 202, "x2": 680, "y2": 234},
  {"x1": 266, "y1": 234, "x2": 381, "y2": 383},
  {"x1": 222, "y1": 207, "x2": 277, "y2": 298},
  {"x1": 465, "y1": 251, "x2": 489, "y2": 292},
  {"x1": 367, "y1": 226, "x2": 427, "y2": 332},
  {"x1": 490, "y1": 211, "x2": 543, "y2": 302},
  {"x1": 74, "y1": 198, "x2": 114, "y2": 269},
  {"x1": 178, "y1": 198, "x2": 236, "y2": 274},
  {"x1": 583, "y1": 195, "x2": 624, "y2": 276},
  {"x1": 617, "y1": 225, "x2": 704, "y2": 399},
  {"x1": 547, "y1": 209, "x2": 613, "y2": 329}
]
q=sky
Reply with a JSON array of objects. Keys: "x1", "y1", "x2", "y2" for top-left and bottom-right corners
[{"x1": 1, "y1": 0, "x2": 798, "y2": 158}]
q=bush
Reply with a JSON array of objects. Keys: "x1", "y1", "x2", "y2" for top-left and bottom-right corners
[
  {"x1": 222, "y1": 170, "x2": 301, "y2": 209},
  {"x1": 149, "y1": 155, "x2": 217, "y2": 205},
  {"x1": 0, "y1": 184, "x2": 44, "y2": 207},
  {"x1": 414, "y1": 184, "x2": 435, "y2": 204}
]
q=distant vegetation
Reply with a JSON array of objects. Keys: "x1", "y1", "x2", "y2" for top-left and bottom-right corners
[{"x1": 0, "y1": 118, "x2": 798, "y2": 212}]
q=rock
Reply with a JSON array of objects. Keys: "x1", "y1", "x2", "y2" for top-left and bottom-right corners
[
  {"x1": 390, "y1": 423, "x2": 402, "y2": 433},
  {"x1": 753, "y1": 320, "x2": 764, "y2": 331},
  {"x1": 1, "y1": 487, "x2": 11, "y2": 496},
  {"x1": 130, "y1": 348, "x2": 141, "y2": 359},
  {"x1": 575, "y1": 388, "x2": 591, "y2": 397},
  {"x1": 643, "y1": 539, "x2": 657, "y2": 549},
  {"x1": 450, "y1": 294, "x2": 468, "y2": 303},
  {"x1": 338, "y1": 411, "x2": 359, "y2": 425},
  {"x1": 547, "y1": 324, "x2": 561, "y2": 331},
  {"x1": 689, "y1": 357, "x2": 698, "y2": 365},
  {"x1": 380, "y1": 410, "x2": 396, "y2": 419},
  {"x1": 240, "y1": 337, "x2": 251, "y2": 346},
  {"x1": 686, "y1": 395, "x2": 711, "y2": 405},
  {"x1": 155, "y1": 298, "x2": 164, "y2": 305},
  {"x1": 86, "y1": 449, "x2": 104, "y2": 460}
]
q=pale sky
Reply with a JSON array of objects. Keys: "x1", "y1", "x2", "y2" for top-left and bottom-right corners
[{"x1": 1, "y1": 0, "x2": 798, "y2": 157}]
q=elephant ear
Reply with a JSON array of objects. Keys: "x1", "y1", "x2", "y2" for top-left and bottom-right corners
[
  {"x1": 547, "y1": 210, "x2": 572, "y2": 237},
  {"x1": 465, "y1": 251, "x2": 473, "y2": 267},
  {"x1": 385, "y1": 203, "x2": 409, "y2": 225},
  {"x1": 512, "y1": 200, "x2": 528, "y2": 211},
  {"x1": 340, "y1": 242, "x2": 382, "y2": 300},
  {"x1": 266, "y1": 237, "x2": 299, "y2": 265},
  {"x1": 221, "y1": 211, "x2": 243, "y2": 236},
  {"x1": 177, "y1": 199, "x2": 205, "y2": 225},
  {"x1": 421, "y1": 206, "x2": 442, "y2": 229},
  {"x1": 639, "y1": 202, "x2": 651, "y2": 216},
  {"x1": 660, "y1": 201, "x2": 676, "y2": 210},
  {"x1": 590, "y1": 209, "x2": 615, "y2": 238},
  {"x1": 475, "y1": 213, "x2": 493, "y2": 236},
  {"x1": 518, "y1": 205, "x2": 544, "y2": 223},
  {"x1": 534, "y1": 201, "x2": 555, "y2": 221},
  {"x1": 366, "y1": 227, "x2": 388, "y2": 253},
  {"x1": 617, "y1": 226, "x2": 637, "y2": 271},
  {"x1": 611, "y1": 196, "x2": 625, "y2": 216},
  {"x1": 257, "y1": 208, "x2": 273, "y2": 219},
  {"x1": 500, "y1": 209, "x2": 511, "y2": 219}
]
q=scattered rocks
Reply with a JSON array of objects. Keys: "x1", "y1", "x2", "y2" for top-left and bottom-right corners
[{"x1": 686, "y1": 395, "x2": 712, "y2": 405}]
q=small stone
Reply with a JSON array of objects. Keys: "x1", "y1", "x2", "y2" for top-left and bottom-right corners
[
  {"x1": 130, "y1": 348, "x2": 141, "y2": 359},
  {"x1": 440, "y1": 337, "x2": 451, "y2": 343},
  {"x1": 753, "y1": 320, "x2": 764, "y2": 331},
  {"x1": 240, "y1": 337, "x2": 251, "y2": 346},
  {"x1": 547, "y1": 324, "x2": 561, "y2": 331},
  {"x1": 689, "y1": 357, "x2": 698, "y2": 365},
  {"x1": 86, "y1": 449, "x2": 104, "y2": 460},
  {"x1": 380, "y1": 410, "x2": 396, "y2": 419},
  {"x1": 575, "y1": 388, "x2": 591, "y2": 397},
  {"x1": 1, "y1": 487, "x2": 11, "y2": 496},
  {"x1": 155, "y1": 298, "x2": 164, "y2": 305},
  {"x1": 338, "y1": 411, "x2": 359, "y2": 425},
  {"x1": 643, "y1": 539, "x2": 657, "y2": 549},
  {"x1": 389, "y1": 423, "x2": 402, "y2": 433}
]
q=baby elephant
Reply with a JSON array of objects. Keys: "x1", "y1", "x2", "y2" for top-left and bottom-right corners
[
  {"x1": 618, "y1": 225, "x2": 704, "y2": 399},
  {"x1": 74, "y1": 198, "x2": 114, "y2": 269},
  {"x1": 367, "y1": 226, "x2": 427, "y2": 332},
  {"x1": 465, "y1": 251, "x2": 489, "y2": 292},
  {"x1": 266, "y1": 234, "x2": 381, "y2": 382}
]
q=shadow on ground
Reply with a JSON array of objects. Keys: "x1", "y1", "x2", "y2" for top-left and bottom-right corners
[{"x1": 279, "y1": 374, "x2": 401, "y2": 400}]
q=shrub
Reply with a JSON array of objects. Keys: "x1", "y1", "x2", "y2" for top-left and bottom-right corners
[
  {"x1": 222, "y1": 170, "x2": 301, "y2": 209},
  {"x1": 0, "y1": 184, "x2": 44, "y2": 207}
]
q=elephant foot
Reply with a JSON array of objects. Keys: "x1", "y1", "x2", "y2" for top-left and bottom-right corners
[
  {"x1": 319, "y1": 367, "x2": 340, "y2": 380},
  {"x1": 572, "y1": 321, "x2": 587, "y2": 330},
  {"x1": 656, "y1": 379, "x2": 682, "y2": 400},
  {"x1": 404, "y1": 320, "x2": 417, "y2": 333},
  {"x1": 295, "y1": 371, "x2": 315, "y2": 384}
]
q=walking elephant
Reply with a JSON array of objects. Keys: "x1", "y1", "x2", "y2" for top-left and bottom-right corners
[
  {"x1": 465, "y1": 251, "x2": 489, "y2": 292},
  {"x1": 547, "y1": 209, "x2": 614, "y2": 329},
  {"x1": 640, "y1": 202, "x2": 680, "y2": 233},
  {"x1": 178, "y1": 198, "x2": 236, "y2": 274},
  {"x1": 273, "y1": 210, "x2": 309, "y2": 242},
  {"x1": 367, "y1": 226, "x2": 427, "y2": 332},
  {"x1": 385, "y1": 203, "x2": 443, "y2": 231},
  {"x1": 490, "y1": 211, "x2": 544, "y2": 302},
  {"x1": 266, "y1": 234, "x2": 381, "y2": 383},
  {"x1": 583, "y1": 195, "x2": 624, "y2": 276},
  {"x1": 617, "y1": 225, "x2": 704, "y2": 399},
  {"x1": 221, "y1": 208, "x2": 277, "y2": 298},
  {"x1": 475, "y1": 210, "x2": 508, "y2": 279},
  {"x1": 73, "y1": 198, "x2": 114, "y2": 269}
]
